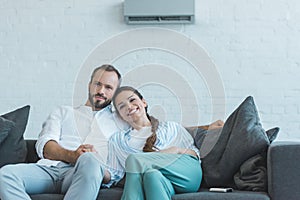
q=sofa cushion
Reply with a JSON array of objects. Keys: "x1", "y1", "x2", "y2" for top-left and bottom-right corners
[
  {"x1": 0, "y1": 116, "x2": 15, "y2": 145},
  {"x1": 30, "y1": 194, "x2": 64, "y2": 200},
  {"x1": 193, "y1": 127, "x2": 222, "y2": 158},
  {"x1": 25, "y1": 140, "x2": 40, "y2": 163},
  {"x1": 172, "y1": 189, "x2": 270, "y2": 200},
  {"x1": 0, "y1": 105, "x2": 30, "y2": 168},
  {"x1": 193, "y1": 126, "x2": 279, "y2": 158},
  {"x1": 268, "y1": 141, "x2": 300, "y2": 200},
  {"x1": 265, "y1": 127, "x2": 280, "y2": 143},
  {"x1": 30, "y1": 187, "x2": 124, "y2": 200},
  {"x1": 232, "y1": 126, "x2": 280, "y2": 192},
  {"x1": 234, "y1": 153, "x2": 267, "y2": 192},
  {"x1": 197, "y1": 96, "x2": 269, "y2": 188}
]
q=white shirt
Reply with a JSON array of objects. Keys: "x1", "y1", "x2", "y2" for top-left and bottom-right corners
[{"x1": 35, "y1": 105, "x2": 128, "y2": 166}]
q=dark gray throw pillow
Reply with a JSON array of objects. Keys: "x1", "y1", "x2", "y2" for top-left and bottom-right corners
[
  {"x1": 193, "y1": 126, "x2": 279, "y2": 157},
  {"x1": 266, "y1": 127, "x2": 280, "y2": 143},
  {"x1": 0, "y1": 105, "x2": 30, "y2": 168},
  {"x1": 233, "y1": 127, "x2": 280, "y2": 192},
  {"x1": 198, "y1": 96, "x2": 269, "y2": 188},
  {"x1": 234, "y1": 153, "x2": 267, "y2": 192},
  {"x1": 192, "y1": 127, "x2": 223, "y2": 158},
  {"x1": 0, "y1": 117, "x2": 15, "y2": 145}
]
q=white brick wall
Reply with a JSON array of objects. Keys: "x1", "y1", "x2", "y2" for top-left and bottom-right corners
[{"x1": 0, "y1": 0, "x2": 299, "y2": 141}]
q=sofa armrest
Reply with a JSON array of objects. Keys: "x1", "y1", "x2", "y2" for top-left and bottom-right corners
[{"x1": 268, "y1": 141, "x2": 300, "y2": 200}]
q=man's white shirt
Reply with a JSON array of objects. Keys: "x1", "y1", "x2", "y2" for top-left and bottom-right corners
[{"x1": 35, "y1": 105, "x2": 128, "y2": 166}]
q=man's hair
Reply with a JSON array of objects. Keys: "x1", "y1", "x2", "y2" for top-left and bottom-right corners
[{"x1": 89, "y1": 64, "x2": 122, "y2": 86}]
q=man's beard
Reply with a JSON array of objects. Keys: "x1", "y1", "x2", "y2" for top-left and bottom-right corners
[{"x1": 88, "y1": 93, "x2": 111, "y2": 110}]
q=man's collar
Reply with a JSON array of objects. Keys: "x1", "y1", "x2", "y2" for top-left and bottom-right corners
[
  {"x1": 94, "y1": 104, "x2": 113, "y2": 113},
  {"x1": 79, "y1": 104, "x2": 113, "y2": 113}
]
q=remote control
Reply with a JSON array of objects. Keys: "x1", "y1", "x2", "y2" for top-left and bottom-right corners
[{"x1": 209, "y1": 188, "x2": 233, "y2": 193}]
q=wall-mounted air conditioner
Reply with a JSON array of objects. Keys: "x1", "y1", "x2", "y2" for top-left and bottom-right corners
[{"x1": 124, "y1": 0, "x2": 195, "y2": 25}]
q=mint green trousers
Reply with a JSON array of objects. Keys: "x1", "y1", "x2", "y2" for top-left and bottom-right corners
[{"x1": 121, "y1": 153, "x2": 202, "y2": 200}]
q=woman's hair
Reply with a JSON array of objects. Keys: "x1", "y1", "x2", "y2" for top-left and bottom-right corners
[{"x1": 112, "y1": 86, "x2": 159, "y2": 152}]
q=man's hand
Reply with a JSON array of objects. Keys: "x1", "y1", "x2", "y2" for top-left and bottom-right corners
[
  {"x1": 159, "y1": 146, "x2": 179, "y2": 154},
  {"x1": 43, "y1": 140, "x2": 96, "y2": 165},
  {"x1": 208, "y1": 120, "x2": 224, "y2": 130},
  {"x1": 159, "y1": 146, "x2": 197, "y2": 157},
  {"x1": 77, "y1": 144, "x2": 97, "y2": 153}
]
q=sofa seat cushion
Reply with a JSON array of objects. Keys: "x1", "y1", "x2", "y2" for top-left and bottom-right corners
[
  {"x1": 30, "y1": 194, "x2": 64, "y2": 200},
  {"x1": 29, "y1": 188, "x2": 270, "y2": 200},
  {"x1": 172, "y1": 189, "x2": 270, "y2": 200},
  {"x1": 30, "y1": 187, "x2": 124, "y2": 200}
]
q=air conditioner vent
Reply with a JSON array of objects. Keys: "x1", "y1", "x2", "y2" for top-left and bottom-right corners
[
  {"x1": 124, "y1": 0, "x2": 195, "y2": 25},
  {"x1": 127, "y1": 16, "x2": 193, "y2": 24}
]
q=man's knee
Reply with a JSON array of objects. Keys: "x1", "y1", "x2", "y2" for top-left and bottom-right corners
[
  {"x1": 0, "y1": 164, "x2": 20, "y2": 190},
  {"x1": 0, "y1": 165, "x2": 16, "y2": 181},
  {"x1": 75, "y1": 153, "x2": 104, "y2": 180},
  {"x1": 0, "y1": 166, "x2": 7, "y2": 184}
]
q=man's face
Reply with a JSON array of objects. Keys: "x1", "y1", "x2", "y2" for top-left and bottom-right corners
[{"x1": 88, "y1": 70, "x2": 119, "y2": 111}]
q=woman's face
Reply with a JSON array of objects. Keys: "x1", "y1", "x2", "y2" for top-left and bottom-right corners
[{"x1": 114, "y1": 90, "x2": 148, "y2": 124}]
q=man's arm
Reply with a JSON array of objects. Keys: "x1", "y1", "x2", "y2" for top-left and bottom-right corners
[
  {"x1": 43, "y1": 140, "x2": 95, "y2": 165},
  {"x1": 191, "y1": 120, "x2": 224, "y2": 130},
  {"x1": 208, "y1": 120, "x2": 224, "y2": 130},
  {"x1": 159, "y1": 146, "x2": 198, "y2": 157}
]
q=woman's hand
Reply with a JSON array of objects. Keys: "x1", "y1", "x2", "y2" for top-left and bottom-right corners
[
  {"x1": 159, "y1": 146, "x2": 180, "y2": 154},
  {"x1": 103, "y1": 170, "x2": 111, "y2": 184}
]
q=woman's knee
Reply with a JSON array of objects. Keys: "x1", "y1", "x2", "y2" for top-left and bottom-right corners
[
  {"x1": 143, "y1": 169, "x2": 175, "y2": 198},
  {"x1": 125, "y1": 154, "x2": 146, "y2": 173},
  {"x1": 143, "y1": 169, "x2": 161, "y2": 182}
]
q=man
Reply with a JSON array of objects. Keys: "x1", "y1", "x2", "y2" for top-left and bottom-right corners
[{"x1": 0, "y1": 64, "x2": 128, "y2": 200}]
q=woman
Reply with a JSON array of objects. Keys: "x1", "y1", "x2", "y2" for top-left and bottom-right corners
[{"x1": 105, "y1": 86, "x2": 202, "y2": 200}]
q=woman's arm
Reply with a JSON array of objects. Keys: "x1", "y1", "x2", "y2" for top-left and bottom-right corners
[
  {"x1": 105, "y1": 136, "x2": 126, "y2": 187},
  {"x1": 103, "y1": 170, "x2": 111, "y2": 184},
  {"x1": 156, "y1": 122, "x2": 200, "y2": 158}
]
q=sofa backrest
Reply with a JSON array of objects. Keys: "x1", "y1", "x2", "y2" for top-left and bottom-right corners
[{"x1": 25, "y1": 140, "x2": 39, "y2": 163}]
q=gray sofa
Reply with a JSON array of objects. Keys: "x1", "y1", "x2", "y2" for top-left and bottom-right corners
[
  {"x1": 25, "y1": 139, "x2": 300, "y2": 200},
  {"x1": 2, "y1": 103, "x2": 300, "y2": 200}
]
